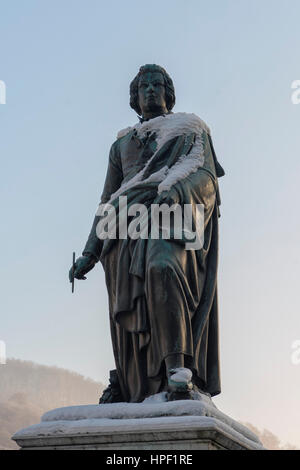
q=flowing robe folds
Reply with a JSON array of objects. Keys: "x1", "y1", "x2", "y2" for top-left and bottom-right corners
[{"x1": 83, "y1": 113, "x2": 225, "y2": 402}]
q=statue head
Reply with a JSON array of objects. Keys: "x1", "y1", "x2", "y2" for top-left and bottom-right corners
[{"x1": 130, "y1": 64, "x2": 176, "y2": 119}]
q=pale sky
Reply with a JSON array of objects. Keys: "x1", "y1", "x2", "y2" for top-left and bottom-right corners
[{"x1": 1, "y1": 0, "x2": 300, "y2": 447}]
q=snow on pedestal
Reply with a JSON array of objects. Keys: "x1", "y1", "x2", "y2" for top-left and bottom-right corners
[{"x1": 12, "y1": 392, "x2": 264, "y2": 450}]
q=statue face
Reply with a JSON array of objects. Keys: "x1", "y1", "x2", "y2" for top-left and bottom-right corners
[{"x1": 138, "y1": 71, "x2": 168, "y2": 117}]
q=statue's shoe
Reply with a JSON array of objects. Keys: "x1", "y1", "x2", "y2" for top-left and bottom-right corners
[
  {"x1": 99, "y1": 369, "x2": 124, "y2": 404},
  {"x1": 166, "y1": 367, "x2": 194, "y2": 401},
  {"x1": 99, "y1": 385, "x2": 124, "y2": 404}
]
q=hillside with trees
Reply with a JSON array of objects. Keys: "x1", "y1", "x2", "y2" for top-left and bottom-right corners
[{"x1": 0, "y1": 358, "x2": 104, "y2": 449}]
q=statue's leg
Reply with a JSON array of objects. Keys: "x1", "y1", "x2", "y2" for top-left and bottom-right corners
[
  {"x1": 165, "y1": 354, "x2": 184, "y2": 374},
  {"x1": 145, "y1": 239, "x2": 198, "y2": 382}
]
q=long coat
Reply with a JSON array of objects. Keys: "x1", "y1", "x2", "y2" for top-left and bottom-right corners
[{"x1": 83, "y1": 113, "x2": 225, "y2": 402}]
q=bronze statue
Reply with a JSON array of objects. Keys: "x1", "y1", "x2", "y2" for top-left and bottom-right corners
[{"x1": 69, "y1": 64, "x2": 225, "y2": 403}]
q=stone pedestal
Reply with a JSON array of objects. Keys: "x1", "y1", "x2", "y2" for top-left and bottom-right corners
[{"x1": 12, "y1": 393, "x2": 263, "y2": 450}]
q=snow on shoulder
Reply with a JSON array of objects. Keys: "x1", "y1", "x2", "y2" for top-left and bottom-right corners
[
  {"x1": 116, "y1": 112, "x2": 211, "y2": 142},
  {"x1": 107, "y1": 113, "x2": 211, "y2": 204}
]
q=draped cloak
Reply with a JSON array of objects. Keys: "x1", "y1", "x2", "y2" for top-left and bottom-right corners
[{"x1": 83, "y1": 113, "x2": 225, "y2": 402}]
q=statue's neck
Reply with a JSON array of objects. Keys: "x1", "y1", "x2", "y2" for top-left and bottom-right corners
[{"x1": 141, "y1": 110, "x2": 171, "y2": 122}]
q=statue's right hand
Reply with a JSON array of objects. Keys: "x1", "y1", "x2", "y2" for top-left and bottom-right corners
[{"x1": 69, "y1": 255, "x2": 96, "y2": 282}]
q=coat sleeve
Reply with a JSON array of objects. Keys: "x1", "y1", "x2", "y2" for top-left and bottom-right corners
[{"x1": 82, "y1": 140, "x2": 123, "y2": 261}]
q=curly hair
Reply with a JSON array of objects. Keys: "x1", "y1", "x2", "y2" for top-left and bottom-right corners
[{"x1": 129, "y1": 64, "x2": 176, "y2": 116}]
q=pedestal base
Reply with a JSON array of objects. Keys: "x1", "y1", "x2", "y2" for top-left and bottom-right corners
[{"x1": 12, "y1": 393, "x2": 263, "y2": 450}]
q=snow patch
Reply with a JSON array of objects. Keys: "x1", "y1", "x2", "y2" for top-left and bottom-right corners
[
  {"x1": 106, "y1": 113, "x2": 209, "y2": 205},
  {"x1": 169, "y1": 367, "x2": 193, "y2": 384},
  {"x1": 142, "y1": 392, "x2": 167, "y2": 404},
  {"x1": 117, "y1": 126, "x2": 133, "y2": 139}
]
